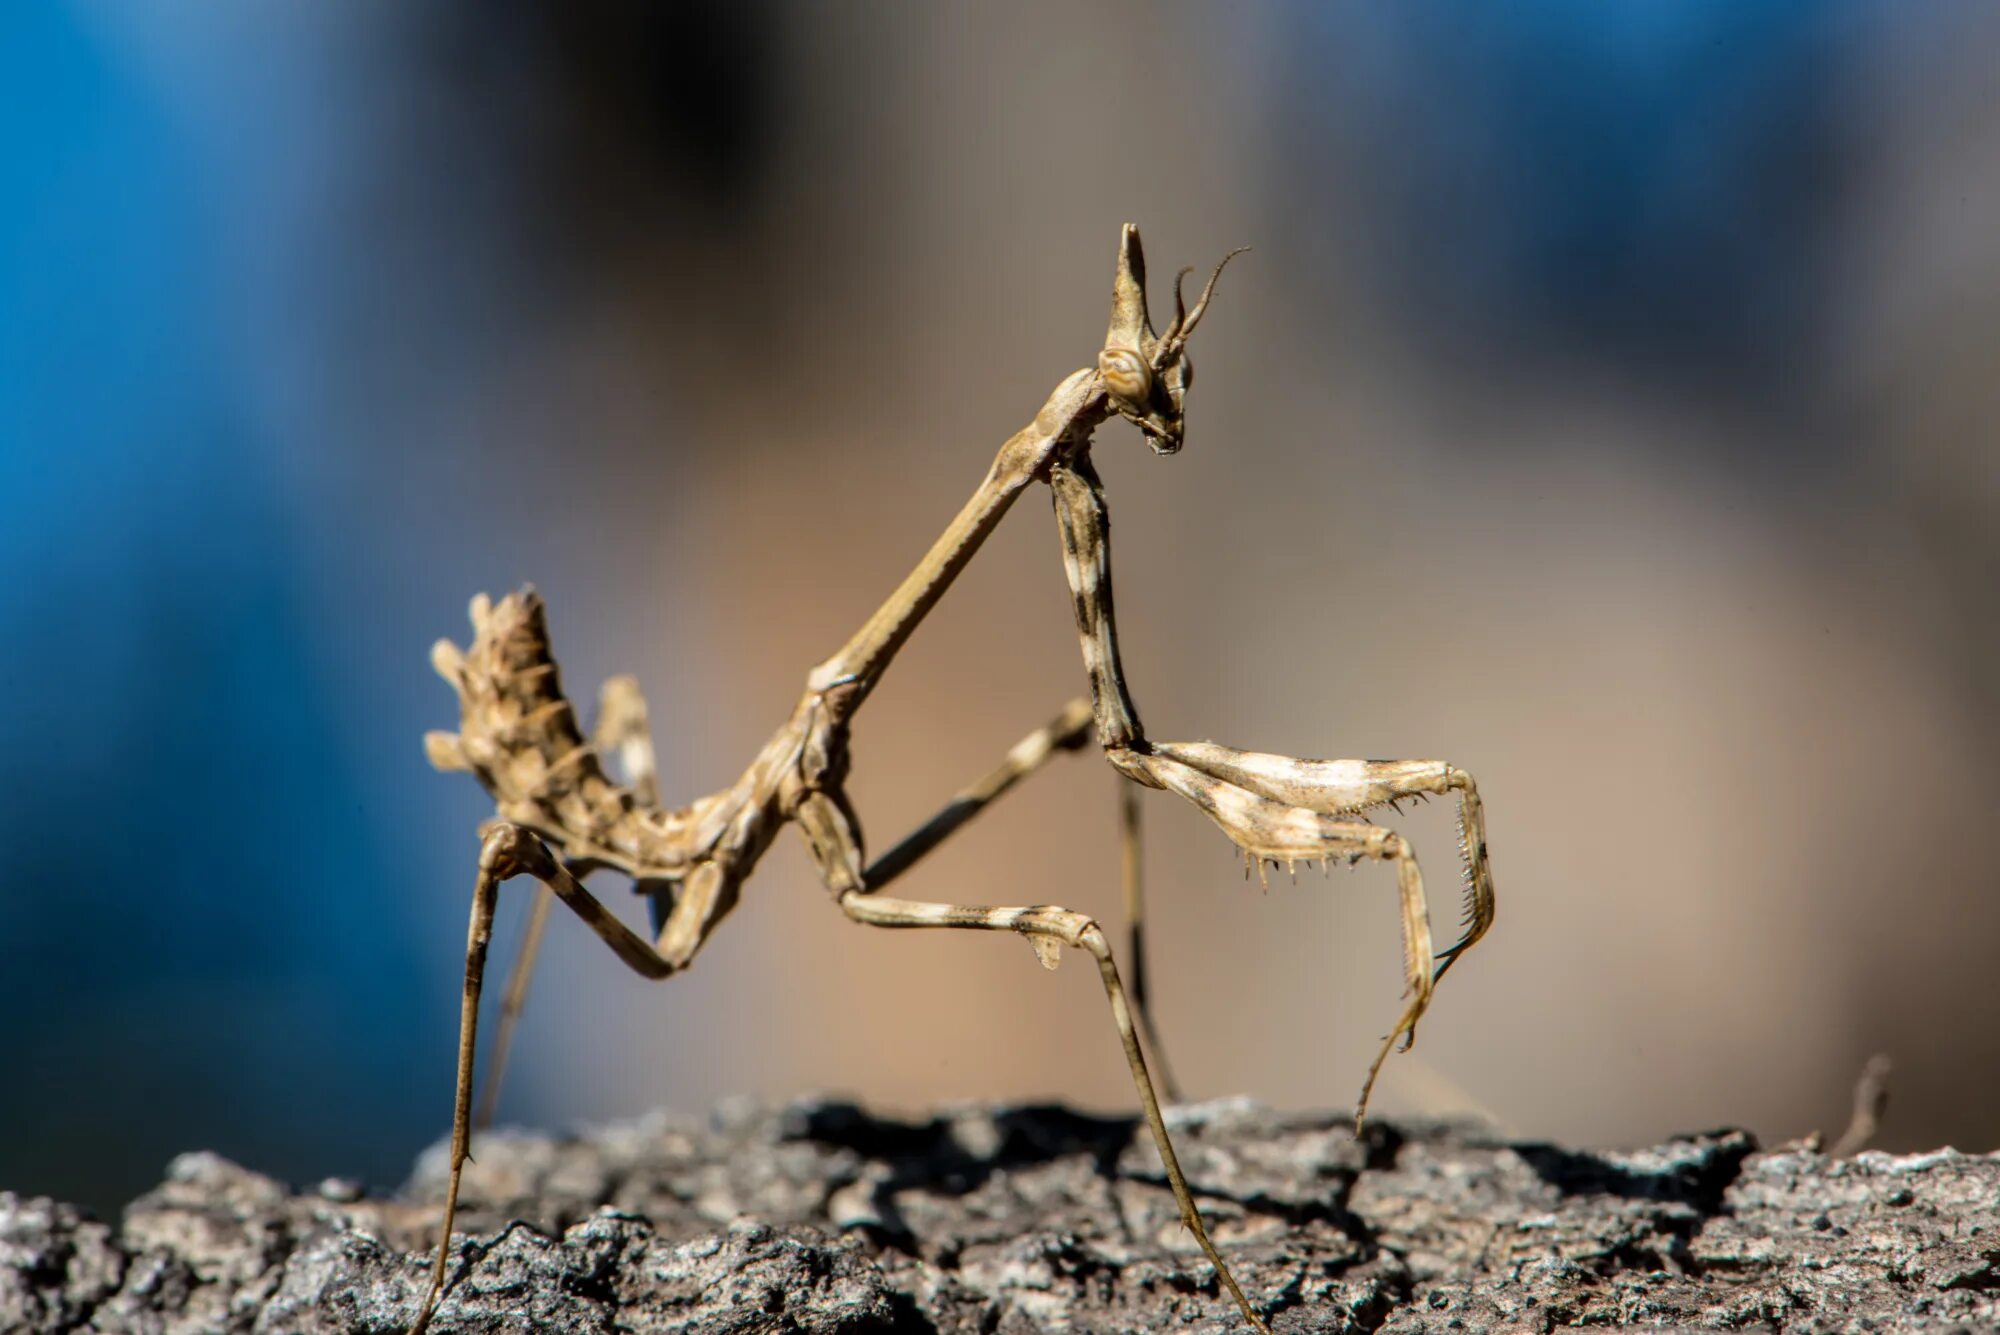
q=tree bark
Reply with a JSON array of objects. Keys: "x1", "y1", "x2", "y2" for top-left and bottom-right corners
[{"x1": 3, "y1": 1099, "x2": 1995, "y2": 1332}]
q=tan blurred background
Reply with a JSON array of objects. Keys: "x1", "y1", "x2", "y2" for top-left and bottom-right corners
[{"x1": 4, "y1": 3, "x2": 1998, "y2": 1214}]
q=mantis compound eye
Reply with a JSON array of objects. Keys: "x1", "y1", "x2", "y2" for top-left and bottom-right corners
[{"x1": 1097, "y1": 345, "x2": 1152, "y2": 405}]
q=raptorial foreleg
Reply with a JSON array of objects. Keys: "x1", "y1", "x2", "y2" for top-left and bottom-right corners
[
  {"x1": 1121, "y1": 747, "x2": 1463, "y2": 1122},
  {"x1": 1147, "y1": 746, "x2": 1495, "y2": 986},
  {"x1": 1046, "y1": 453, "x2": 1495, "y2": 1126}
]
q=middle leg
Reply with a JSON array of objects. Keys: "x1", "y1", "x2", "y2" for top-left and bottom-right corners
[
  {"x1": 861, "y1": 698, "x2": 1094, "y2": 890},
  {"x1": 860, "y1": 699, "x2": 1186, "y2": 1098},
  {"x1": 1118, "y1": 783, "x2": 1183, "y2": 1101},
  {"x1": 835, "y1": 888, "x2": 1271, "y2": 1334}
]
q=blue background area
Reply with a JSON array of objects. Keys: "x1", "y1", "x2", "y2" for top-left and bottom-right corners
[
  {"x1": 0, "y1": 5, "x2": 427, "y2": 1202},
  {"x1": 1280, "y1": 3, "x2": 1848, "y2": 420}
]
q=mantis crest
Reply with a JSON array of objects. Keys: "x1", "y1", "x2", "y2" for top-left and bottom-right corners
[{"x1": 409, "y1": 225, "x2": 1497, "y2": 1333}]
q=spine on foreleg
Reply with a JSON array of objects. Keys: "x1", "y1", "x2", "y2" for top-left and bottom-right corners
[{"x1": 425, "y1": 589, "x2": 632, "y2": 857}]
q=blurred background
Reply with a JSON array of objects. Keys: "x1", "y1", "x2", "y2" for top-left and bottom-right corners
[{"x1": 4, "y1": 1, "x2": 1998, "y2": 1217}]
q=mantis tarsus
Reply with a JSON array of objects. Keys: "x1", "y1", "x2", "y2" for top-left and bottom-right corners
[{"x1": 410, "y1": 224, "x2": 1497, "y2": 1334}]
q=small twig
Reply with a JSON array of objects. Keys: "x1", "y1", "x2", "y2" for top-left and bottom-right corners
[{"x1": 1829, "y1": 1054, "x2": 1893, "y2": 1158}]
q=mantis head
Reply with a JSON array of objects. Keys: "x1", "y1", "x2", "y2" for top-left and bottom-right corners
[{"x1": 1097, "y1": 224, "x2": 1247, "y2": 455}]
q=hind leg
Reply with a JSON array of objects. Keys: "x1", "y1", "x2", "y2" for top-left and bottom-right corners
[
  {"x1": 471, "y1": 674, "x2": 666, "y2": 1129},
  {"x1": 406, "y1": 822, "x2": 680, "y2": 1335}
]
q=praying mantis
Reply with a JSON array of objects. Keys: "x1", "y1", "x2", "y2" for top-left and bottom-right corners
[{"x1": 409, "y1": 224, "x2": 1497, "y2": 1333}]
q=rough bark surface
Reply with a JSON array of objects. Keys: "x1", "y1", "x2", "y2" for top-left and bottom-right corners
[{"x1": 2, "y1": 1098, "x2": 1995, "y2": 1333}]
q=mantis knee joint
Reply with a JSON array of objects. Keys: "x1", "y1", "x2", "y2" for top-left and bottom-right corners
[{"x1": 477, "y1": 823, "x2": 552, "y2": 881}]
